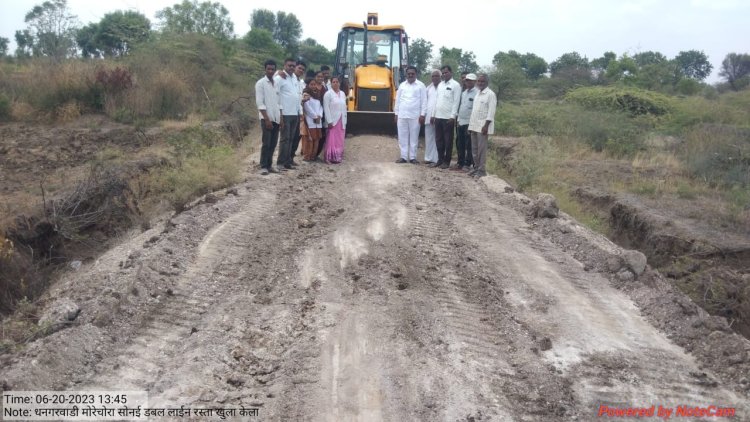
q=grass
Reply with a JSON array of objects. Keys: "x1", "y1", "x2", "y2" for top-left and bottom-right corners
[
  {"x1": 142, "y1": 125, "x2": 247, "y2": 212},
  {"x1": 0, "y1": 34, "x2": 264, "y2": 124},
  {"x1": 486, "y1": 136, "x2": 609, "y2": 235},
  {"x1": 0, "y1": 121, "x2": 250, "y2": 323},
  {"x1": 0, "y1": 35, "x2": 264, "y2": 327},
  {"x1": 491, "y1": 87, "x2": 750, "y2": 228}
]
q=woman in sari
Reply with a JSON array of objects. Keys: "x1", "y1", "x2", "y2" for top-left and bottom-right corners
[
  {"x1": 301, "y1": 80, "x2": 323, "y2": 161},
  {"x1": 323, "y1": 76, "x2": 347, "y2": 164}
]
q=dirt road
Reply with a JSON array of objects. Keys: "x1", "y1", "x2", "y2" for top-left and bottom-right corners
[{"x1": 2, "y1": 135, "x2": 749, "y2": 420}]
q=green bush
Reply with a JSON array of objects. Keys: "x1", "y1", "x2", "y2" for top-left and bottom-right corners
[
  {"x1": 156, "y1": 126, "x2": 241, "y2": 210},
  {"x1": 573, "y1": 109, "x2": 647, "y2": 156},
  {"x1": 683, "y1": 124, "x2": 750, "y2": 188},
  {"x1": 667, "y1": 91, "x2": 750, "y2": 131},
  {"x1": 675, "y1": 78, "x2": 703, "y2": 96},
  {"x1": 496, "y1": 101, "x2": 647, "y2": 157},
  {"x1": 565, "y1": 86, "x2": 674, "y2": 116}
]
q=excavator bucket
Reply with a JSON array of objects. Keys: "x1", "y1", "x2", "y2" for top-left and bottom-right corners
[{"x1": 346, "y1": 111, "x2": 397, "y2": 136}]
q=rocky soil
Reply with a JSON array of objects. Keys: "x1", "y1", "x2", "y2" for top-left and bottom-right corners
[{"x1": 1, "y1": 134, "x2": 749, "y2": 420}]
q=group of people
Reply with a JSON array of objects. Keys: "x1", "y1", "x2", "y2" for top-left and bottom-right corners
[
  {"x1": 255, "y1": 59, "x2": 497, "y2": 179},
  {"x1": 394, "y1": 65, "x2": 497, "y2": 178},
  {"x1": 254, "y1": 59, "x2": 348, "y2": 175}
]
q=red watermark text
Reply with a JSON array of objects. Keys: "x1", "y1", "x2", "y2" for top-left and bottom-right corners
[{"x1": 598, "y1": 405, "x2": 736, "y2": 419}]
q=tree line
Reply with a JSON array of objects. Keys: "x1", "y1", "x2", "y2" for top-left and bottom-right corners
[
  {"x1": 409, "y1": 38, "x2": 750, "y2": 94},
  {"x1": 2, "y1": 0, "x2": 748, "y2": 93},
  {"x1": 1, "y1": 0, "x2": 335, "y2": 68}
]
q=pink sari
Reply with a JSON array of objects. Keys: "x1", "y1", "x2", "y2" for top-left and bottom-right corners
[{"x1": 325, "y1": 119, "x2": 345, "y2": 163}]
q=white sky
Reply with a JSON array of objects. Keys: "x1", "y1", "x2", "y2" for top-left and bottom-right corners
[{"x1": 2, "y1": 0, "x2": 749, "y2": 82}]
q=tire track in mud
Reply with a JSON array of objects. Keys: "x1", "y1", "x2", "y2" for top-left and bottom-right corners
[
  {"x1": 297, "y1": 163, "x2": 403, "y2": 421},
  {"x1": 276, "y1": 162, "x2": 430, "y2": 421},
  {"x1": 85, "y1": 189, "x2": 278, "y2": 399},
  {"x1": 406, "y1": 189, "x2": 516, "y2": 420}
]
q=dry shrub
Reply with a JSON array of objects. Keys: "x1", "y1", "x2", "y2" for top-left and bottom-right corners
[
  {"x1": 8, "y1": 60, "x2": 102, "y2": 120},
  {"x1": 0, "y1": 233, "x2": 44, "y2": 316},
  {"x1": 150, "y1": 126, "x2": 242, "y2": 210},
  {"x1": 11, "y1": 101, "x2": 36, "y2": 121},
  {"x1": 631, "y1": 152, "x2": 685, "y2": 174},
  {"x1": 94, "y1": 65, "x2": 134, "y2": 115},
  {"x1": 44, "y1": 164, "x2": 141, "y2": 241},
  {"x1": 160, "y1": 113, "x2": 204, "y2": 130},
  {"x1": 0, "y1": 234, "x2": 13, "y2": 261},
  {"x1": 124, "y1": 69, "x2": 192, "y2": 120},
  {"x1": 56, "y1": 101, "x2": 81, "y2": 123}
]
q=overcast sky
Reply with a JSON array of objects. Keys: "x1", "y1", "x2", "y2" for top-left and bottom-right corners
[{"x1": 2, "y1": 0, "x2": 748, "y2": 82}]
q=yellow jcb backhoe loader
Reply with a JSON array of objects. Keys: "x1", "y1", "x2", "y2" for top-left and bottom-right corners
[{"x1": 333, "y1": 13, "x2": 409, "y2": 135}]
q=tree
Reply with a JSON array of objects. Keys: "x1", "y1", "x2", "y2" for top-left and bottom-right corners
[
  {"x1": 14, "y1": 30, "x2": 34, "y2": 57},
  {"x1": 719, "y1": 52, "x2": 750, "y2": 91},
  {"x1": 156, "y1": 0, "x2": 234, "y2": 40},
  {"x1": 591, "y1": 51, "x2": 616, "y2": 74},
  {"x1": 493, "y1": 59, "x2": 526, "y2": 100},
  {"x1": 298, "y1": 38, "x2": 334, "y2": 67},
  {"x1": 522, "y1": 53, "x2": 548, "y2": 80},
  {"x1": 633, "y1": 51, "x2": 667, "y2": 67},
  {"x1": 96, "y1": 11, "x2": 151, "y2": 56},
  {"x1": 604, "y1": 54, "x2": 638, "y2": 83},
  {"x1": 0, "y1": 37, "x2": 8, "y2": 56},
  {"x1": 274, "y1": 12, "x2": 302, "y2": 56},
  {"x1": 633, "y1": 60, "x2": 675, "y2": 91},
  {"x1": 77, "y1": 11, "x2": 151, "y2": 58},
  {"x1": 493, "y1": 50, "x2": 521, "y2": 66},
  {"x1": 408, "y1": 38, "x2": 433, "y2": 74},
  {"x1": 673, "y1": 50, "x2": 712, "y2": 81},
  {"x1": 76, "y1": 23, "x2": 101, "y2": 57},
  {"x1": 243, "y1": 28, "x2": 283, "y2": 59},
  {"x1": 549, "y1": 52, "x2": 590, "y2": 76},
  {"x1": 248, "y1": 9, "x2": 302, "y2": 56},
  {"x1": 493, "y1": 50, "x2": 546, "y2": 80},
  {"x1": 18, "y1": 0, "x2": 79, "y2": 59},
  {"x1": 249, "y1": 9, "x2": 276, "y2": 33},
  {"x1": 439, "y1": 47, "x2": 478, "y2": 73}
]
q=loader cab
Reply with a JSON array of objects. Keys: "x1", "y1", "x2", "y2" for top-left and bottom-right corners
[{"x1": 334, "y1": 17, "x2": 409, "y2": 113}]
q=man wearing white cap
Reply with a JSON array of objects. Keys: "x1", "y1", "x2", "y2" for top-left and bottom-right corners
[
  {"x1": 468, "y1": 73, "x2": 497, "y2": 178},
  {"x1": 454, "y1": 73, "x2": 477, "y2": 171}
]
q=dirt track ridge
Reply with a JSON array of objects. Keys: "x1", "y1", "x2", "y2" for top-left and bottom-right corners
[{"x1": 1, "y1": 135, "x2": 749, "y2": 421}]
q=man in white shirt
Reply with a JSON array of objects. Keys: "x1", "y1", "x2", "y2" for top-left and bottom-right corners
[
  {"x1": 274, "y1": 58, "x2": 302, "y2": 170},
  {"x1": 291, "y1": 60, "x2": 307, "y2": 165},
  {"x1": 431, "y1": 65, "x2": 462, "y2": 169},
  {"x1": 455, "y1": 73, "x2": 478, "y2": 171},
  {"x1": 255, "y1": 59, "x2": 282, "y2": 175},
  {"x1": 394, "y1": 66, "x2": 427, "y2": 164},
  {"x1": 468, "y1": 73, "x2": 497, "y2": 178},
  {"x1": 320, "y1": 65, "x2": 332, "y2": 90},
  {"x1": 424, "y1": 70, "x2": 441, "y2": 165}
]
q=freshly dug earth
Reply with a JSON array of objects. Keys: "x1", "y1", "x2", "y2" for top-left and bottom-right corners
[
  {"x1": 492, "y1": 138, "x2": 750, "y2": 340},
  {"x1": 1, "y1": 135, "x2": 749, "y2": 420}
]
